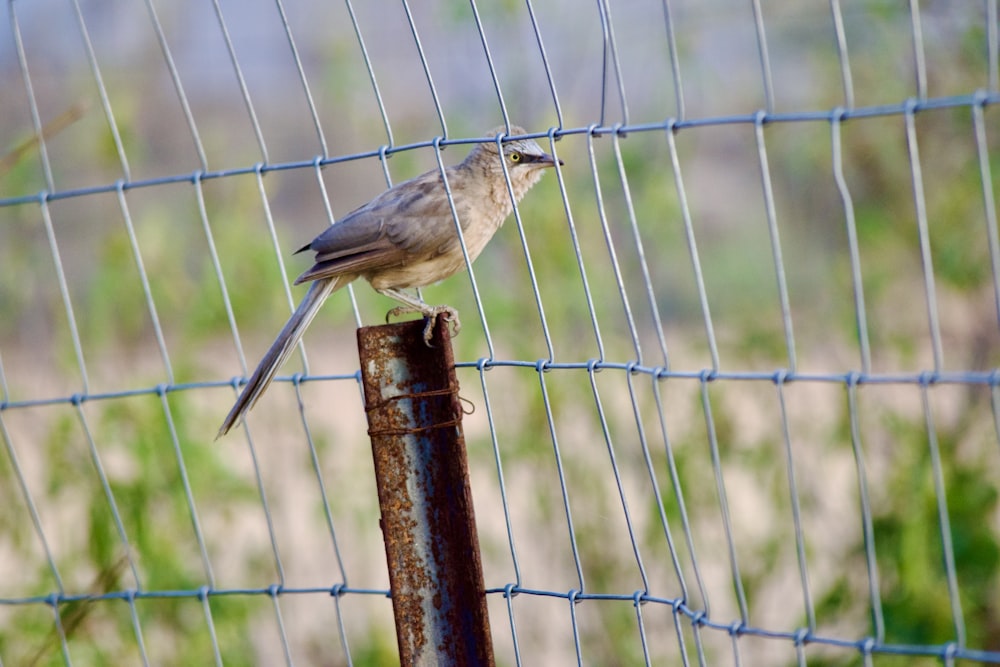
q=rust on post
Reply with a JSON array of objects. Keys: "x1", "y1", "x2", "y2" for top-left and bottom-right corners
[{"x1": 357, "y1": 317, "x2": 495, "y2": 667}]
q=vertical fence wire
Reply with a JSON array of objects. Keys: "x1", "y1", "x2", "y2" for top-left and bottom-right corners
[
  {"x1": 773, "y1": 377, "x2": 816, "y2": 634},
  {"x1": 989, "y1": 0, "x2": 999, "y2": 93},
  {"x1": 909, "y1": 0, "x2": 929, "y2": 100},
  {"x1": 524, "y1": 0, "x2": 564, "y2": 127},
  {"x1": 0, "y1": 413, "x2": 64, "y2": 592},
  {"x1": 633, "y1": 592, "x2": 652, "y2": 667},
  {"x1": 920, "y1": 382, "x2": 966, "y2": 647},
  {"x1": 728, "y1": 622, "x2": 745, "y2": 667},
  {"x1": 502, "y1": 583, "x2": 524, "y2": 667},
  {"x1": 199, "y1": 589, "x2": 224, "y2": 667},
  {"x1": 9, "y1": 1, "x2": 55, "y2": 191},
  {"x1": 39, "y1": 199, "x2": 90, "y2": 390},
  {"x1": 587, "y1": 363, "x2": 650, "y2": 592},
  {"x1": 611, "y1": 128, "x2": 669, "y2": 366},
  {"x1": 595, "y1": 0, "x2": 629, "y2": 127},
  {"x1": 548, "y1": 129, "x2": 605, "y2": 359},
  {"x1": 273, "y1": 0, "x2": 328, "y2": 157},
  {"x1": 74, "y1": 401, "x2": 142, "y2": 590},
  {"x1": 845, "y1": 379, "x2": 885, "y2": 644},
  {"x1": 468, "y1": 0, "x2": 511, "y2": 133},
  {"x1": 993, "y1": 381, "x2": 1000, "y2": 458},
  {"x1": 269, "y1": 588, "x2": 294, "y2": 667},
  {"x1": 330, "y1": 588, "x2": 355, "y2": 666},
  {"x1": 904, "y1": 102, "x2": 945, "y2": 371},
  {"x1": 194, "y1": 174, "x2": 247, "y2": 376},
  {"x1": 973, "y1": 98, "x2": 1000, "y2": 327},
  {"x1": 668, "y1": 602, "x2": 692, "y2": 667},
  {"x1": 750, "y1": 0, "x2": 775, "y2": 113},
  {"x1": 1, "y1": 1, "x2": 999, "y2": 665},
  {"x1": 665, "y1": 123, "x2": 719, "y2": 372},
  {"x1": 754, "y1": 113, "x2": 797, "y2": 373},
  {"x1": 586, "y1": 127, "x2": 643, "y2": 362},
  {"x1": 700, "y1": 378, "x2": 750, "y2": 626},
  {"x1": 116, "y1": 183, "x2": 174, "y2": 383},
  {"x1": 0, "y1": 350, "x2": 7, "y2": 403},
  {"x1": 496, "y1": 129, "x2": 557, "y2": 359},
  {"x1": 160, "y1": 388, "x2": 216, "y2": 586},
  {"x1": 313, "y1": 159, "x2": 364, "y2": 328},
  {"x1": 142, "y1": 0, "x2": 208, "y2": 170},
  {"x1": 48, "y1": 600, "x2": 73, "y2": 667},
  {"x1": 660, "y1": 0, "x2": 686, "y2": 121},
  {"x1": 432, "y1": 135, "x2": 495, "y2": 358},
  {"x1": 627, "y1": 372, "x2": 688, "y2": 605},
  {"x1": 244, "y1": 427, "x2": 287, "y2": 585},
  {"x1": 255, "y1": 166, "x2": 312, "y2": 375},
  {"x1": 210, "y1": 0, "x2": 269, "y2": 163},
  {"x1": 125, "y1": 591, "x2": 151, "y2": 667},
  {"x1": 479, "y1": 363, "x2": 524, "y2": 590},
  {"x1": 345, "y1": 0, "x2": 394, "y2": 147},
  {"x1": 829, "y1": 0, "x2": 855, "y2": 109},
  {"x1": 69, "y1": 0, "x2": 130, "y2": 180},
  {"x1": 400, "y1": 0, "x2": 448, "y2": 137},
  {"x1": 651, "y1": 376, "x2": 710, "y2": 617},
  {"x1": 293, "y1": 378, "x2": 349, "y2": 588},
  {"x1": 568, "y1": 588, "x2": 584, "y2": 667},
  {"x1": 538, "y1": 362, "x2": 585, "y2": 592},
  {"x1": 831, "y1": 111, "x2": 872, "y2": 374}
]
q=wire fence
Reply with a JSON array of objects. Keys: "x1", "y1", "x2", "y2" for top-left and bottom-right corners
[{"x1": 1, "y1": 0, "x2": 999, "y2": 665}]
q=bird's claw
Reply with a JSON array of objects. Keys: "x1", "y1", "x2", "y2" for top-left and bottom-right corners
[
  {"x1": 422, "y1": 306, "x2": 460, "y2": 345},
  {"x1": 385, "y1": 305, "x2": 460, "y2": 346}
]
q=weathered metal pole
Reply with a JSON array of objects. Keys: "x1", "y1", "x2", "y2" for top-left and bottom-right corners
[{"x1": 356, "y1": 317, "x2": 495, "y2": 667}]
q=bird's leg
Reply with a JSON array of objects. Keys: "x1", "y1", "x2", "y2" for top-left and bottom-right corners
[{"x1": 377, "y1": 288, "x2": 460, "y2": 344}]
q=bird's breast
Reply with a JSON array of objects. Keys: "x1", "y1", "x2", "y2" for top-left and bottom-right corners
[{"x1": 366, "y1": 209, "x2": 504, "y2": 290}]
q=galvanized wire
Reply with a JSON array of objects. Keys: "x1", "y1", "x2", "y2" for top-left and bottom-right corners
[{"x1": 1, "y1": 1, "x2": 999, "y2": 665}]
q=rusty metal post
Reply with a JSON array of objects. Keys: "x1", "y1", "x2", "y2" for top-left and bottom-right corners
[{"x1": 356, "y1": 317, "x2": 495, "y2": 667}]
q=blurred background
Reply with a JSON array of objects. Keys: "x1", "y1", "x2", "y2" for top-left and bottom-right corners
[{"x1": 1, "y1": 1, "x2": 999, "y2": 665}]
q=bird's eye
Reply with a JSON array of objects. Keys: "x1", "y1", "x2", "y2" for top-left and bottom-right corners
[{"x1": 509, "y1": 151, "x2": 522, "y2": 163}]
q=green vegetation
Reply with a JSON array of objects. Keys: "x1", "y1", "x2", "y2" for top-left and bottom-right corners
[{"x1": 1, "y1": 2, "x2": 998, "y2": 665}]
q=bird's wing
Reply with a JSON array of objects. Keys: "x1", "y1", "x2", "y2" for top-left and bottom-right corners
[{"x1": 295, "y1": 170, "x2": 460, "y2": 284}]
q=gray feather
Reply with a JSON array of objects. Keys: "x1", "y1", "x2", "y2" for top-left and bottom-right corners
[{"x1": 217, "y1": 277, "x2": 340, "y2": 437}]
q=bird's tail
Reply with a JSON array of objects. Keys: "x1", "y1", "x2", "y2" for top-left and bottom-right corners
[{"x1": 217, "y1": 277, "x2": 340, "y2": 438}]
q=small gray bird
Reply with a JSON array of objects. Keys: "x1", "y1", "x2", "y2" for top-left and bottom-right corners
[{"x1": 218, "y1": 126, "x2": 560, "y2": 437}]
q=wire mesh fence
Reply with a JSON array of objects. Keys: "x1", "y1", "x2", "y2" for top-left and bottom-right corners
[{"x1": 1, "y1": 0, "x2": 999, "y2": 665}]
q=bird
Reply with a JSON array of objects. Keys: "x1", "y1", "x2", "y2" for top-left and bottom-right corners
[{"x1": 217, "y1": 126, "x2": 561, "y2": 437}]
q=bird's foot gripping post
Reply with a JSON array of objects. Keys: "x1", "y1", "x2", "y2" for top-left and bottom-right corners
[
  {"x1": 385, "y1": 304, "x2": 461, "y2": 344},
  {"x1": 356, "y1": 317, "x2": 494, "y2": 667}
]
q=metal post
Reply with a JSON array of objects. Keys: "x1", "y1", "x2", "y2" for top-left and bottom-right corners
[{"x1": 357, "y1": 318, "x2": 495, "y2": 667}]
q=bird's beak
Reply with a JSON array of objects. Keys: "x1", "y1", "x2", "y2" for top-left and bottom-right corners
[{"x1": 532, "y1": 152, "x2": 563, "y2": 167}]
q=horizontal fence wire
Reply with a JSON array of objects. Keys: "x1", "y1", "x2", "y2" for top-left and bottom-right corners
[
  {"x1": 2, "y1": 0, "x2": 999, "y2": 665},
  {"x1": 5, "y1": 98, "x2": 1000, "y2": 209}
]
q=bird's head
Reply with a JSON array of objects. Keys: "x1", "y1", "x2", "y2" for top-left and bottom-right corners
[
  {"x1": 464, "y1": 126, "x2": 562, "y2": 199},
  {"x1": 479, "y1": 125, "x2": 562, "y2": 168}
]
